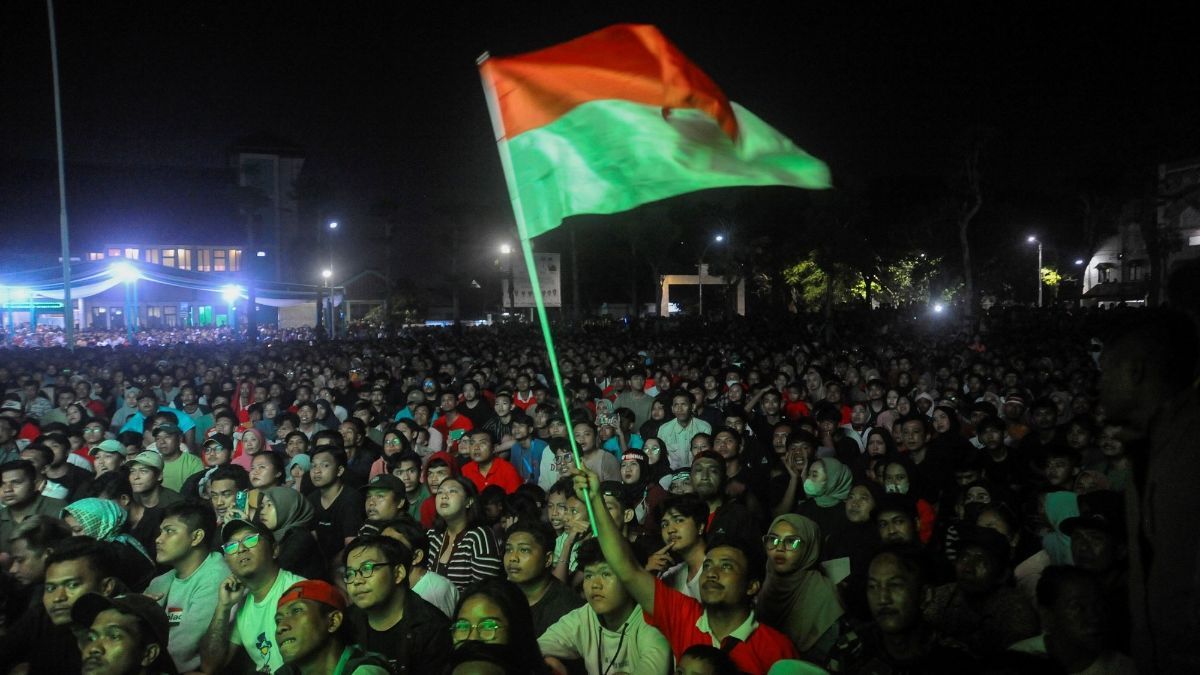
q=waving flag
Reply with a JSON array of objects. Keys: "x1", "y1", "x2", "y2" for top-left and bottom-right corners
[{"x1": 478, "y1": 23, "x2": 831, "y2": 238}]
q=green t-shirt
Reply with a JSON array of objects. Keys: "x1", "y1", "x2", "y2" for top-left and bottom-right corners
[{"x1": 161, "y1": 452, "x2": 205, "y2": 493}]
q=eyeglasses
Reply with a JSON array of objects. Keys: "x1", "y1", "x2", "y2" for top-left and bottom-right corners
[
  {"x1": 450, "y1": 618, "x2": 503, "y2": 642},
  {"x1": 203, "y1": 446, "x2": 226, "y2": 454},
  {"x1": 762, "y1": 534, "x2": 805, "y2": 551},
  {"x1": 84, "y1": 426, "x2": 104, "y2": 434},
  {"x1": 221, "y1": 533, "x2": 262, "y2": 555},
  {"x1": 385, "y1": 438, "x2": 405, "y2": 446},
  {"x1": 342, "y1": 561, "x2": 394, "y2": 582}
]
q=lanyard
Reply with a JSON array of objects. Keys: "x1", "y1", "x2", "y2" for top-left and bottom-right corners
[
  {"x1": 596, "y1": 620, "x2": 629, "y2": 675},
  {"x1": 331, "y1": 647, "x2": 352, "y2": 675}
]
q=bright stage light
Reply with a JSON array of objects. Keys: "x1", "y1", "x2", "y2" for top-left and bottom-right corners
[
  {"x1": 933, "y1": 303, "x2": 945, "y2": 313},
  {"x1": 221, "y1": 285, "x2": 242, "y2": 304}
]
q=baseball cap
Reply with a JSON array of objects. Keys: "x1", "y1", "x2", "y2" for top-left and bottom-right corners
[
  {"x1": 72, "y1": 593, "x2": 179, "y2": 675},
  {"x1": 278, "y1": 579, "x2": 347, "y2": 612},
  {"x1": 129, "y1": 450, "x2": 164, "y2": 472},
  {"x1": 203, "y1": 433, "x2": 234, "y2": 452},
  {"x1": 89, "y1": 439, "x2": 126, "y2": 456},
  {"x1": 152, "y1": 423, "x2": 181, "y2": 437},
  {"x1": 365, "y1": 474, "x2": 406, "y2": 498},
  {"x1": 221, "y1": 518, "x2": 273, "y2": 544}
]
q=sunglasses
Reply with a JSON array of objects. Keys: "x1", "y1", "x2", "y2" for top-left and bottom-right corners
[{"x1": 222, "y1": 533, "x2": 262, "y2": 556}]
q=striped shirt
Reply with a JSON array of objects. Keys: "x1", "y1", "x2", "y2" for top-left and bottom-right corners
[{"x1": 426, "y1": 526, "x2": 503, "y2": 590}]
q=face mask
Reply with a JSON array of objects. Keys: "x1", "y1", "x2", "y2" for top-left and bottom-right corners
[
  {"x1": 803, "y1": 478, "x2": 823, "y2": 497},
  {"x1": 885, "y1": 482, "x2": 909, "y2": 495}
]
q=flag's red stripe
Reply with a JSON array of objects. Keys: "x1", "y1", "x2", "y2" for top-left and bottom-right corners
[{"x1": 482, "y1": 24, "x2": 738, "y2": 141}]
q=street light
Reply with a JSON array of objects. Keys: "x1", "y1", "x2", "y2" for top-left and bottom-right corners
[
  {"x1": 221, "y1": 285, "x2": 240, "y2": 329},
  {"x1": 1027, "y1": 235, "x2": 1043, "y2": 308},
  {"x1": 698, "y1": 234, "x2": 726, "y2": 316},
  {"x1": 499, "y1": 244, "x2": 516, "y2": 313},
  {"x1": 110, "y1": 262, "x2": 139, "y2": 340}
]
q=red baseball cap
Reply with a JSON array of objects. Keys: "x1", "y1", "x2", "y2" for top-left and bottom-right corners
[{"x1": 277, "y1": 580, "x2": 347, "y2": 612}]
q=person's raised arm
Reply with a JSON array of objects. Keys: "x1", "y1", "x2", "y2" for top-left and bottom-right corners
[
  {"x1": 570, "y1": 466, "x2": 657, "y2": 615},
  {"x1": 198, "y1": 574, "x2": 244, "y2": 673}
]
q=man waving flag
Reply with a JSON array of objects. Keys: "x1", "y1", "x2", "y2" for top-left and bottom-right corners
[{"x1": 478, "y1": 23, "x2": 831, "y2": 238}]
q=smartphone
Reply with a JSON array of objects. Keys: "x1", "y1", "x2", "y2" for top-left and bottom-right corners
[{"x1": 234, "y1": 490, "x2": 248, "y2": 513}]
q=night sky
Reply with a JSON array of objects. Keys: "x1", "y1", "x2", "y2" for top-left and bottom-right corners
[{"x1": 1, "y1": 2, "x2": 1194, "y2": 282}]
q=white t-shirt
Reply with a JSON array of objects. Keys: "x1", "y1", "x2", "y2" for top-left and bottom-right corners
[
  {"x1": 663, "y1": 561, "x2": 702, "y2": 600},
  {"x1": 538, "y1": 604, "x2": 671, "y2": 675},
  {"x1": 412, "y1": 569, "x2": 459, "y2": 618},
  {"x1": 146, "y1": 552, "x2": 231, "y2": 671},
  {"x1": 231, "y1": 568, "x2": 305, "y2": 673}
]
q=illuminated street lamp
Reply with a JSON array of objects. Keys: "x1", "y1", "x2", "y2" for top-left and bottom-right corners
[
  {"x1": 1027, "y1": 235, "x2": 1043, "y2": 308},
  {"x1": 221, "y1": 285, "x2": 240, "y2": 328},
  {"x1": 110, "y1": 262, "x2": 139, "y2": 340},
  {"x1": 499, "y1": 243, "x2": 515, "y2": 313}
]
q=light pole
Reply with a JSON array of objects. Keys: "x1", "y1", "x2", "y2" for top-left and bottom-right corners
[
  {"x1": 322, "y1": 268, "x2": 333, "y2": 338},
  {"x1": 1027, "y1": 235, "x2": 1043, "y2": 307},
  {"x1": 500, "y1": 243, "x2": 515, "y2": 314},
  {"x1": 697, "y1": 234, "x2": 725, "y2": 316}
]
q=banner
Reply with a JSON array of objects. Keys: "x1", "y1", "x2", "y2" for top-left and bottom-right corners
[{"x1": 501, "y1": 252, "x2": 561, "y2": 308}]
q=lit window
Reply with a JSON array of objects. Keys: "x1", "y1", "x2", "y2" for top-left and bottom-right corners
[
  {"x1": 197, "y1": 249, "x2": 212, "y2": 272},
  {"x1": 162, "y1": 249, "x2": 176, "y2": 268},
  {"x1": 144, "y1": 249, "x2": 160, "y2": 264},
  {"x1": 228, "y1": 249, "x2": 241, "y2": 272},
  {"x1": 87, "y1": 252, "x2": 104, "y2": 261},
  {"x1": 107, "y1": 248, "x2": 120, "y2": 257},
  {"x1": 214, "y1": 249, "x2": 227, "y2": 271},
  {"x1": 124, "y1": 248, "x2": 139, "y2": 260},
  {"x1": 177, "y1": 248, "x2": 192, "y2": 270}
]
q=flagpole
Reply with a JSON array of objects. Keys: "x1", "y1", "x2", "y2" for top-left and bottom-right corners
[{"x1": 478, "y1": 52, "x2": 599, "y2": 534}]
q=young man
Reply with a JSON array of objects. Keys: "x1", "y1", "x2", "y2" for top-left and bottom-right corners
[
  {"x1": 600, "y1": 407, "x2": 644, "y2": 458},
  {"x1": 433, "y1": 392, "x2": 473, "y2": 457},
  {"x1": 146, "y1": 501, "x2": 230, "y2": 672},
  {"x1": 0, "y1": 459, "x2": 67, "y2": 555},
  {"x1": 120, "y1": 390, "x2": 196, "y2": 447},
  {"x1": 689, "y1": 451, "x2": 756, "y2": 543},
  {"x1": 873, "y1": 493, "x2": 921, "y2": 546},
  {"x1": 89, "y1": 439, "x2": 129, "y2": 479},
  {"x1": 207, "y1": 464, "x2": 252, "y2": 525},
  {"x1": 343, "y1": 534, "x2": 453, "y2": 673},
  {"x1": 461, "y1": 430, "x2": 522, "y2": 494},
  {"x1": 657, "y1": 391, "x2": 713, "y2": 470},
  {"x1": 507, "y1": 412, "x2": 546, "y2": 485},
  {"x1": 274, "y1": 579, "x2": 391, "y2": 674},
  {"x1": 200, "y1": 518, "x2": 306, "y2": 673},
  {"x1": 504, "y1": 519, "x2": 584, "y2": 636},
  {"x1": 649, "y1": 493, "x2": 708, "y2": 599},
  {"x1": 72, "y1": 591, "x2": 179, "y2": 675},
  {"x1": 418, "y1": 451, "x2": 457, "y2": 529},
  {"x1": 0, "y1": 537, "x2": 119, "y2": 674},
  {"x1": 152, "y1": 423, "x2": 204, "y2": 493},
  {"x1": 378, "y1": 518, "x2": 459, "y2": 617},
  {"x1": 5, "y1": 515, "x2": 72, "y2": 609},
  {"x1": 824, "y1": 544, "x2": 976, "y2": 673},
  {"x1": 385, "y1": 450, "x2": 428, "y2": 522},
  {"x1": 38, "y1": 431, "x2": 94, "y2": 500},
  {"x1": 613, "y1": 370, "x2": 653, "y2": 428},
  {"x1": 338, "y1": 418, "x2": 379, "y2": 490},
  {"x1": 539, "y1": 538, "x2": 672, "y2": 675},
  {"x1": 480, "y1": 391, "x2": 517, "y2": 452},
  {"x1": 573, "y1": 466, "x2": 797, "y2": 674},
  {"x1": 361, "y1": 474, "x2": 407, "y2": 528},
  {"x1": 307, "y1": 447, "x2": 365, "y2": 563}
]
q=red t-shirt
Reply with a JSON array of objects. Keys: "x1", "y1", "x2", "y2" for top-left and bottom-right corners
[
  {"x1": 433, "y1": 413, "x2": 474, "y2": 455},
  {"x1": 511, "y1": 391, "x2": 537, "y2": 411},
  {"x1": 461, "y1": 457, "x2": 522, "y2": 495},
  {"x1": 645, "y1": 577, "x2": 798, "y2": 675}
]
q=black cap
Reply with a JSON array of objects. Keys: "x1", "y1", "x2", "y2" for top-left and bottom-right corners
[
  {"x1": 221, "y1": 518, "x2": 273, "y2": 544},
  {"x1": 203, "y1": 433, "x2": 234, "y2": 452},
  {"x1": 365, "y1": 473, "x2": 406, "y2": 498},
  {"x1": 72, "y1": 593, "x2": 179, "y2": 675}
]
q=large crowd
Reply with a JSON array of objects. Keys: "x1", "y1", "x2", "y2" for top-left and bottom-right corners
[{"x1": 0, "y1": 304, "x2": 1196, "y2": 675}]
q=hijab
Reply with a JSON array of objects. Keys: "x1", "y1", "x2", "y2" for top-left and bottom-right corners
[
  {"x1": 812, "y1": 457, "x2": 853, "y2": 507},
  {"x1": 263, "y1": 486, "x2": 315, "y2": 543},
  {"x1": 1042, "y1": 490, "x2": 1079, "y2": 566},
  {"x1": 758, "y1": 514, "x2": 845, "y2": 652},
  {"x1": 63, "y1": 498, "x2": 151, "y2": 560}
]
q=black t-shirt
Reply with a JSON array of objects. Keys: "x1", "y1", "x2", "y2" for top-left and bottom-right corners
[
  {"x1": 307, "y1": 484, "x2": 364, "y2": 563},
  {"x1": 530, "y1": 579, "x2": 586, "y2": 637},
  {"x1": 346, "y1": 591, "x2": 452, "y2": 674},
  {"x1": 56, "y1": 464, "x2": 94, "y2": 501},
  {"x1": 0, "y1": 605, "x2": 82, "y2": 674}
]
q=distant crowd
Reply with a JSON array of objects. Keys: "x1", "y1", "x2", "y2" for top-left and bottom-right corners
[{"x1": 0, "y1": 304, "x2": 1196, "y2": 674}]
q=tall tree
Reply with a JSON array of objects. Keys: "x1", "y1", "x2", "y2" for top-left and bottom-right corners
[{"x1": 952, "y1": 130, "x2": 990, "y2": 316}]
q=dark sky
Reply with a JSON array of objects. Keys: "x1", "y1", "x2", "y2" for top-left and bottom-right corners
[{"x1": 1, "y1": 2, "x2": 1193, "y2": 271}]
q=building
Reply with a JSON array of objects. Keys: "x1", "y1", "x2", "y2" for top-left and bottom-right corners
[{"x1": 1082, "y1": 156, "x2": 1200, "y2": 306}]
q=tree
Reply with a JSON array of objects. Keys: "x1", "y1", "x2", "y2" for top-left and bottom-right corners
[{"x1": 953, "y1": 131, "x2": 989, "y2": 317}]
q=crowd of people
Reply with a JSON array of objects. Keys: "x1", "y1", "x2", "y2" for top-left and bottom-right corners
[
  {"x1": 0, "y1": 325, "x2": 325, "y2": 349},
  {"x1": 0, "y1": 304, "x2": 1196, "y2": 674}
]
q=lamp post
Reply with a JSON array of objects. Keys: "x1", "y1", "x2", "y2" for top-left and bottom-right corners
[
  {"x1": 322, "y1": 268, "x2": 333, "y2": 338},
  {"x1": 1027, "y1": 235, "x2": 1043, "y2": 308},
  {"x1": 500, "y1": 243, "x2": 515, "y2": 314},
  {"x1": 697, "y1": 234, "x2": 725, "y2": 316}
]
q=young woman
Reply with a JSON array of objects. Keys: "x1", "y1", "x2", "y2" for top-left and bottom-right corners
[
  {"x1": 878, "y1": 455, "x2": 936, "y2": 543},
  {"x1": 450, "y1": 578, "x2": 549, "y2": 674},
  {"x1": 794, "y1": 456, "x2": 854, "y2": 544},
  {"x1": 758, "y1": 514, "x2": 845, "y2": 661},
  {"x1": 368, "y1": 428, "x2": 411, "y2": 479},
  {"x1": 248, "y1": 451, "x2": 285, "y2": 490},
  {"x1": 639, "y1": 437, "x2": 670, "y2": 485},
  {"x1": 232, "y1": 427, "x2": 269, "y2": 470},
  {"x1": 637, "y1": 396, "x2": 670, "y2": 440},
  {"x1": 257, "y1": 486, "x2": 324, "y2": 579},
  {"x1": 428, "y1": 476, "x2": 503, "y2": 590}
]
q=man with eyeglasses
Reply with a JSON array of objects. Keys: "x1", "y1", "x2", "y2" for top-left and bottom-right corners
[
  {"x1": 199, "y1": 518, "x2": 304, "y2": 674},
  {"x1": 343, "y1": 534, "x2": 452, "y2": 673},
  {"x1": 274, "y1": 579, "x2": 392, "y2": 675}
]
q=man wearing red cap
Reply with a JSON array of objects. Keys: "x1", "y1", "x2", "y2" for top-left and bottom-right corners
[{"x1": 273, "y1": 579, "x2": 390, "y2": 675}]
